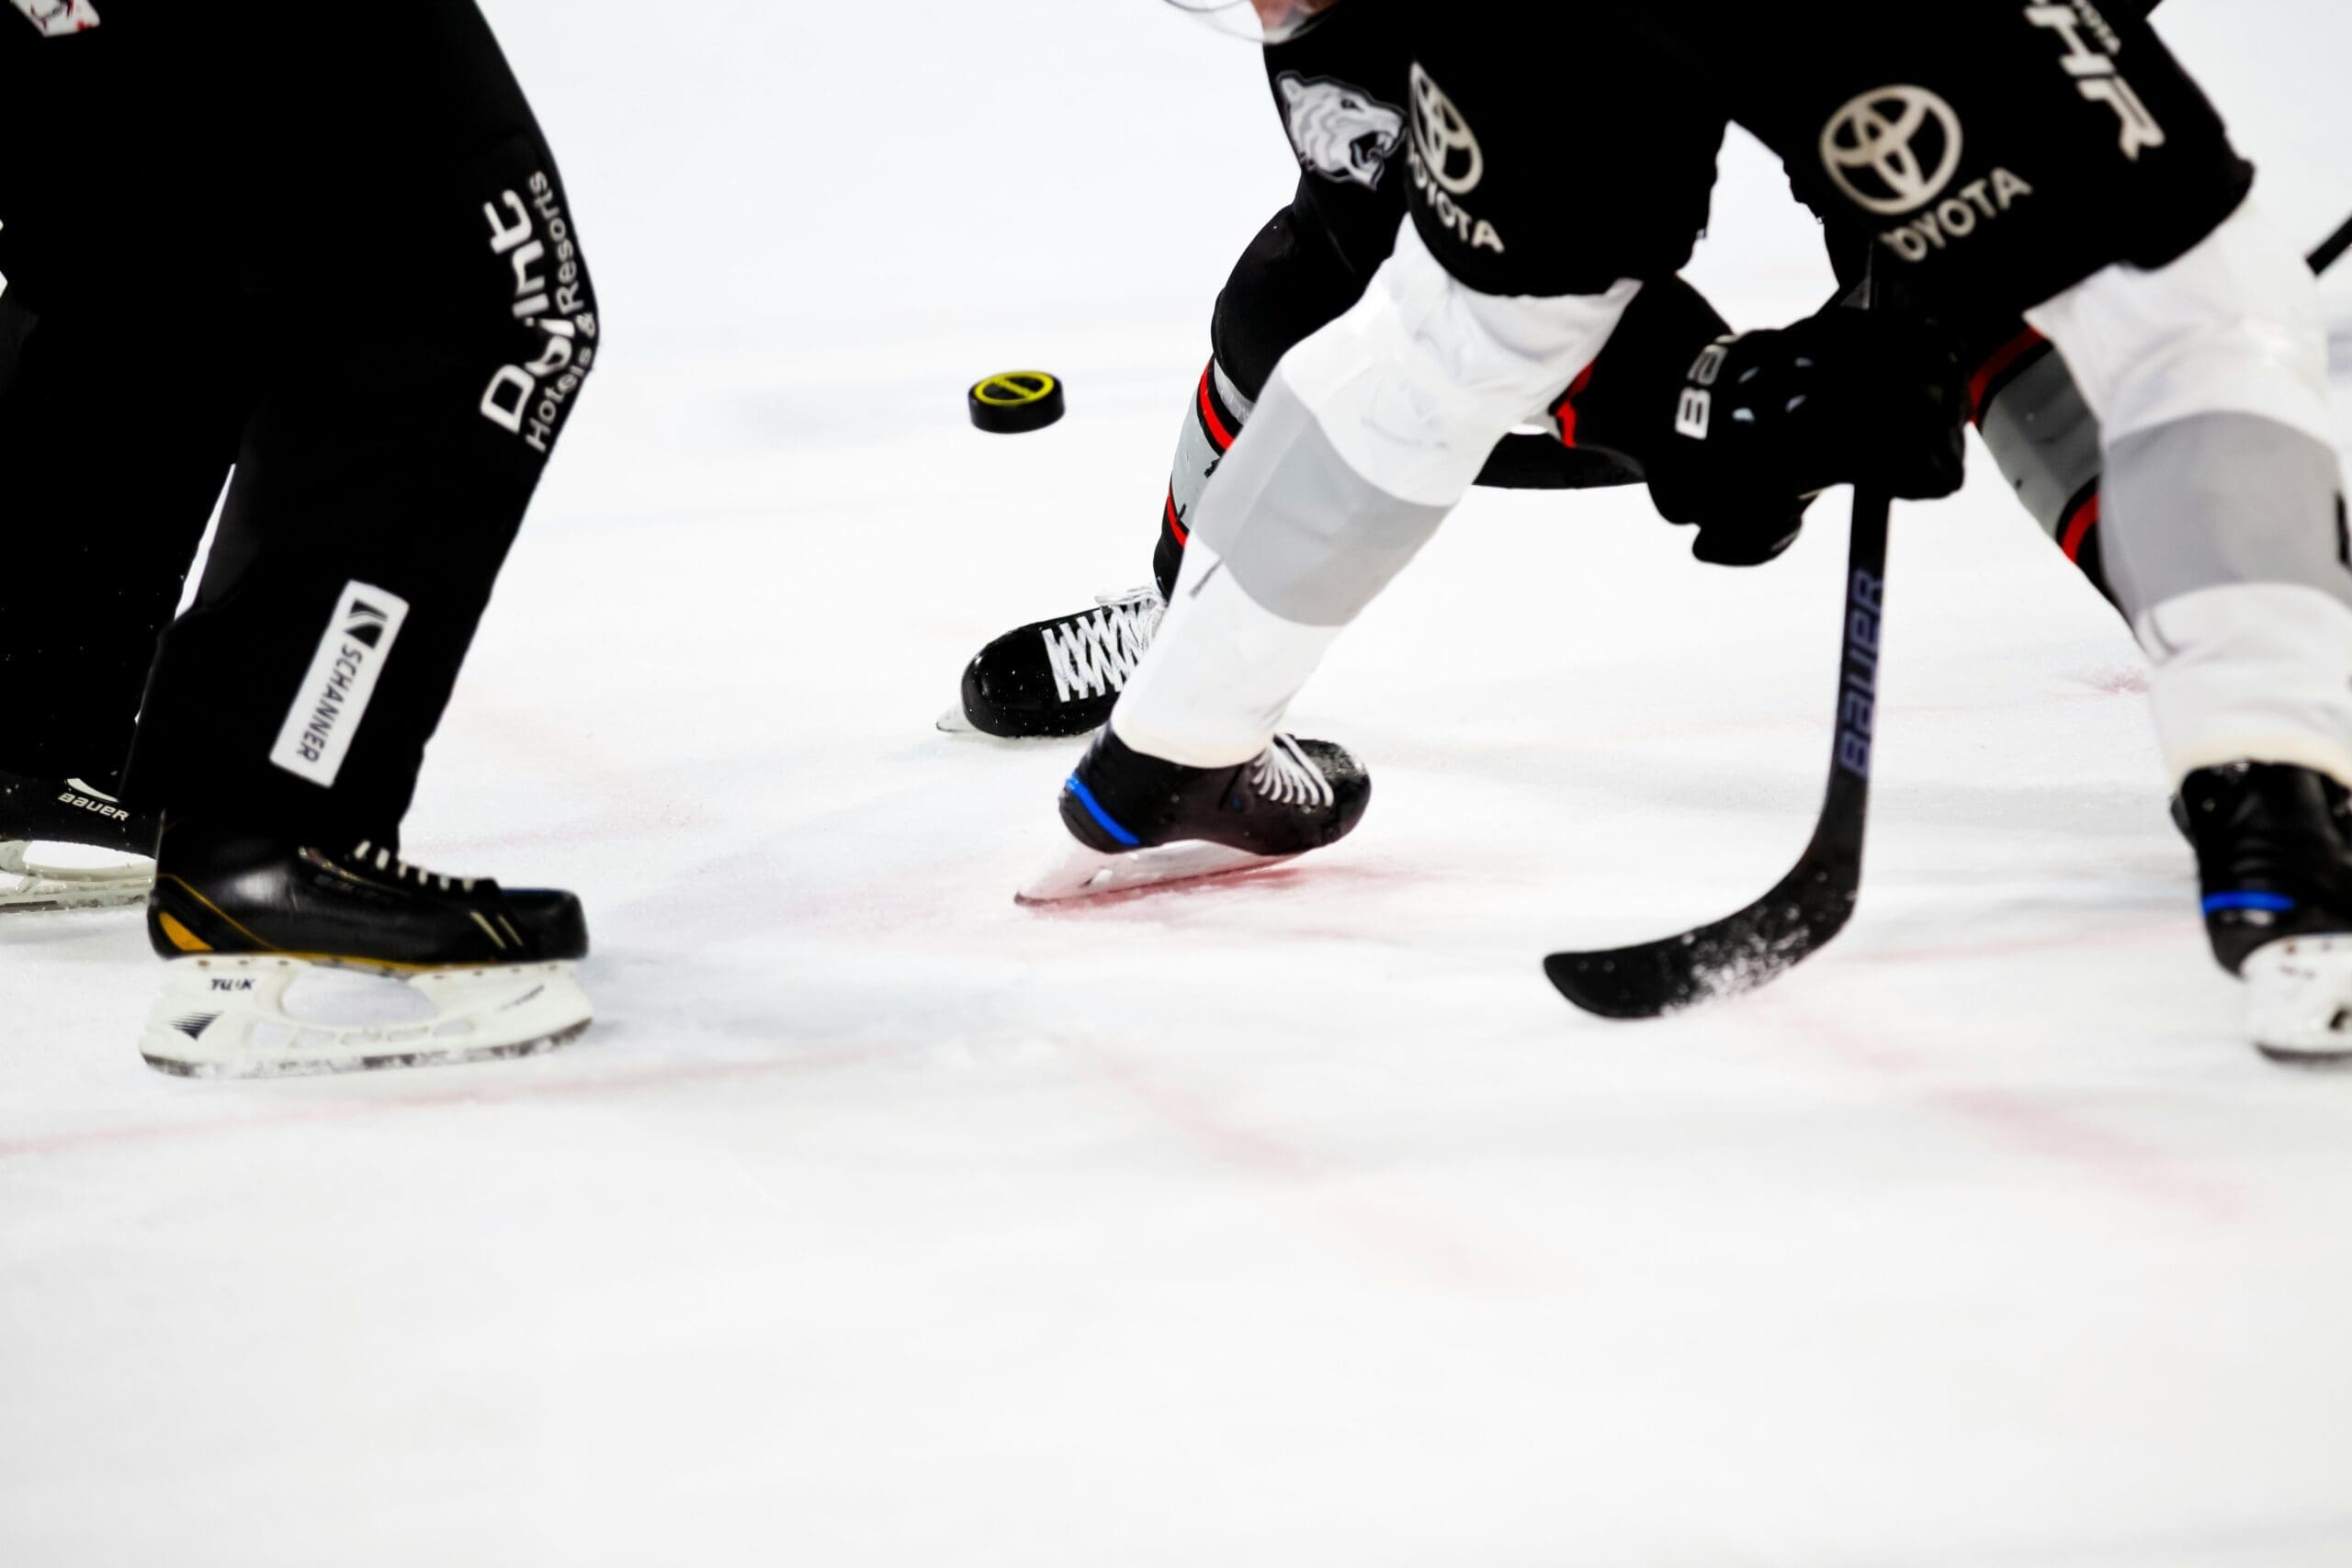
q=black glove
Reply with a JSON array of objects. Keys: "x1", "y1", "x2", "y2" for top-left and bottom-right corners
[
  {"x1": 1469, "y1": 277, "x2": 1711, "y2": 496},
  {"x1": 1645, "y1": 305, "x2": 1967, "y2": 558},
  {"x1": 1688, "y1": 488, "x2": 1815, "y2": 568},
  {"x1": 1471, "y1": 432, "x2": 1642, "y2": 491},
  {"x1": 1538, "y1": 276, "x2": 1828, "y2": 567}
]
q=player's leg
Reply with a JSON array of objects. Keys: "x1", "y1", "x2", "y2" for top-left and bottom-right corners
[
  {"x1": 0, "y1": 291, "x2": 238, "y2": 788},
  {"x1": 1965, "y1": 319, "x2": 2119, "y2": 601},
  {"x1": 949, "y1": 197, "x2": 1339, "y2": 741},
  {"x1": 1725, "y1": 4, "x2": 2352, "y2": 1055},
  {"x1": 955, "y1": 1, "x2": 1418, "y2": 741},
  {"x1": 0, "y1": 19, "x2": 254, "y2": 908},
  {"x1": 2029, "y1": 212, "x2": 2352, "y2": 1058},
  {"x1": 1020, "y1": 17, "x2": 1721, "y2": 898},
  {"x1": 957, "y1": 0, "x2": 1724, "y2": 741},
  {"x1": 119, "y1": 0, "x2": 601, "y2": 1075},
  {"x1": 0, "y1": 288, "x2": 241, "y2": 908}
]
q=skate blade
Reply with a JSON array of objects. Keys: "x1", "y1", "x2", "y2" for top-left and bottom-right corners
[
  {"x1": 137, "y1": 955, "x2": 594, "y2": 1079},
  {"x1": 2245, "y1": 935, "x2": 2352, "y2": 1065},
  {"x1": 1015, "y1": 840, "x2": 1295, "y2": 905},
  {"x1": 0, "y1": 840, "x2": 153, "y2": 913},
  {"x1": 935, "y1": 706, "x2": 1090, "y2": 744}
]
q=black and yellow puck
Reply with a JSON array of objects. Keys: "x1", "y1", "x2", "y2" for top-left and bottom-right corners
[{"x1": 968, "y1": 370, "x2": 1066, "y2": 434}]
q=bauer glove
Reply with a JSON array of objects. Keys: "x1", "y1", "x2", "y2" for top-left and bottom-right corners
[{"x1": 1646, "y1": 306, "x2": 1967, "y2": 559}]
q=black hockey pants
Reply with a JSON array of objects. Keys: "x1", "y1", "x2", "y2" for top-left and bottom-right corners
[{"x1": 0, "y1": 0, "x2": 596, "y2": 844}]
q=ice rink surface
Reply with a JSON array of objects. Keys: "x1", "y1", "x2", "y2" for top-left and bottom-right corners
[{"x1": 8, "y1": 4, "x2": 2352, "y2": 1563}]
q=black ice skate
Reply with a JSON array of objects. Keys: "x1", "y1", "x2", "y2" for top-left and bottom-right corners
[
  {"x1": 945, "y1": 586, "x2": 1163, "y2": 739},
  {"x1": 1017, "y1": 727, "x2": 1370, "y2": 903},
  {"x1": 139, "y1": 827, "x2": 592, "y2": 1077},
  {"x1": 0, "y1": 768, "x2": 159, "y2": 912},
  {"x1": 2180, "y1": 761, "x2": 2352, "y2": 1063}
]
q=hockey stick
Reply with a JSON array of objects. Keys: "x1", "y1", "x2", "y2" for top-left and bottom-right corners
[
  {"x1": 1547, "y1": 227, "x2": 2350, "y2": 1021},
  {"x1": 1544, "y1": 485, "x2": 1890, "y2": 1019},
  {"x1": 2311, "y1": 211, "x2": 2352, "y2": 278}
]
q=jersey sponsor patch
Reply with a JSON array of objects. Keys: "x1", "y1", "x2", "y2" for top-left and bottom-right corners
[
  {"x1": 1275, "y1": 73, "x2": 1406, "y2": 191},
  {"x1": 478, "y1": 169, "x2": 597, "y2": 457},
  {"x1": 1408, "y1": 64, "x2": 1484, "y2": 198},
  {"x1": 1876, "y1": 166, "x2": 2036, "y2": 263},
  {"x1": 1819, "y1": 85, "x2": 2041, "y2": 265},
  {"x1": 10, "y1": 0, "x2": 100, "y2": 36},
  {"x1": 1820, "y1": 85, "x2": 1964, "y2": 217},
  {"x1": 269, "y1": 582, "x2": 411, "y2": 790},
  {"x1": 1406, "y1": 63, "x2": 1503, "y2": 254}
]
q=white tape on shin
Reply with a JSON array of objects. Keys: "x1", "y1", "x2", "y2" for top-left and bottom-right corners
[
  {"x1": 2025, "y1": 199, "x2": 2331, "y2": 446},
  {"x1": 2139, "y1": 584, "x2": 2352, "y2": 786},
  {"x1": 2030, "y1": 200, "x2": 2352, "y2": 786},
  {"x1": 1109, "y1": 537, "x2": 1343, "y2": 769},
  {"x1": 1111, "y1": 223, "x2": 1638, "y2": 769},
  {"x1": 1281, "y1": 221, "x2": 1641, "y2": 506}
]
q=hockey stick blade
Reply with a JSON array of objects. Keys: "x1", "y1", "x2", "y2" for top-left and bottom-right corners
[
  {"x1": 1544, "y1": 845, "x2": 1861, "y2": 1019},
  {"x1": 1547, "y1": 486, "x2": 1892, "y2": 1020},
  {"x1": 2311, "y1": 212, "x2": 2352, "y2": 278}
]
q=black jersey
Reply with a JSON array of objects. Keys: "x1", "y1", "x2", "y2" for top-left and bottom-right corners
[{"x1": 1399, "y1": 5, "x2": 2247, "y2": 319}]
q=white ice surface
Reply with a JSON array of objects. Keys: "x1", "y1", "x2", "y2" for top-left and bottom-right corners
[{"x1": 8, "y1": 4, "x2": 2352, "y2": 1564}]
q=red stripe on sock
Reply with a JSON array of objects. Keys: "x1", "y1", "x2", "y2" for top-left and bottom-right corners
[
  {"x1": 1164, "y1": 487, "x2": 1188, "y2": 545},
  {"x1": 1196, "y1": 366, "x2": 1236, "y2": 453},
  {"x1": 1968, "y1": 327, "x2": 2048, "y2": 425},
  {"x1": 2060, "y1": 490, "x2": 2101, "y2": 562},
  {"x1": 1553, "y1": 363, "x2": 1599, "y2": 448}
]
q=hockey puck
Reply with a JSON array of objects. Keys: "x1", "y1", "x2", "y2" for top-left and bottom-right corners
[{"x1": 968, "y1": 370, "x2": 1065, "y2": 434}]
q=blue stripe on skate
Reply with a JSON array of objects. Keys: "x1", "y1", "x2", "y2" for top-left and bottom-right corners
[
  {"x1": 2202, "y1": 891, "x2": 2299, "y2": 914},
  {"x1": 1064, "y1": 775, "x2": 1140, "y2": 848}
]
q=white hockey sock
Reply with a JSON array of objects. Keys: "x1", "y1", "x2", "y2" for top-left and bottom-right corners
[
  {"x1": 2028, "y1": 199, "x2": 2352, "y2": 787},
  {"x1": 1110, "y1": 222, "x2": 1638, "y2": 771},
  {"x1": 2138, "y1": 584, "x2": 2352, "y2": 786},
  {"x1": 1109, "y1": 537, "x2": 1342, "y2": 768}
]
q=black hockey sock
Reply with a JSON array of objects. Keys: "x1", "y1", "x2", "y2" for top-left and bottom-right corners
[
  {"x1": 1154, "y1": 360, "x2": 1250, "y2": 601},
  {"x1": 1967, "y1": 322, "x2": 2120, "y2": 610}
]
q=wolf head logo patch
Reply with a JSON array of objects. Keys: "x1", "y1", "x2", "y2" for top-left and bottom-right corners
[
  {"x1": 1277, "y1": 74, "x2": 1407, "y2": 191},
  {"x1": 11, "y1": 1, "x2": 101, "y2": 37}
]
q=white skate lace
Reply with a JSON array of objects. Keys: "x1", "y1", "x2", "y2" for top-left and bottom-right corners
[
  {"x1": 350, "y1": 840, "x2": 481, "y2": 894},
  {"x1": 1249, "y1": 735, "x2": 1335, "y2": 808},
  {"x1": 1042, "y1": 586, "x2": 1163, "y2": 705}
]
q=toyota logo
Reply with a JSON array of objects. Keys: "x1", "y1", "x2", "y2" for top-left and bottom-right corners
[
  {"x1": 1819, "y1": 85, "x2": 1963, "y2": 217},
  {"x1": 1408, "y1": 63, "x2": 1483, "y2": 197}
]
